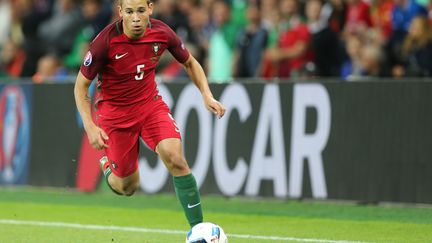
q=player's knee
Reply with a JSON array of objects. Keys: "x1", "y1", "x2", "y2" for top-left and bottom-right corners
[
  {"x1": 124, "y1": 189, "x2": 136, "y2": 197},
  {"x1": 164, "y1": 151, "x2": 184, "y2": 166},
  {"x1": 122, "y1": 181, "x2": 139, "y2": 196},
  {"x1": 163, "y1": 151, "x2": 189, "y2": 173},
  {"x1": 125, "y1": 184, "x2": 139, "y2": 196},
  {"x1": 108, "y1": 183, "x2": 124, "y2": 196},
  {"x1": 109, "y1": 177, "x2": 139, "y2": 196},
  {"x1": 107, "y1": 178, "x2": 124, "y2": 195}
]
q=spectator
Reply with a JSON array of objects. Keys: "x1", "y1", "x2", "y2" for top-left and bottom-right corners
[
  {"x1": 177, "y1": 0, "x2": 210, "y2": 53},
  {"x1": 0, "y1": 0, "x2": 430, "y2": 80},
  {"x1": 188, "y1": 4, "x2": 213, "y2": 65},
  {"x1": 266, "y1": 0, "x2": 313, "y2": 78},
  {"x1": 263, "y1": 0, "x2": 299, "y2": 78},
  {"x1": 32, "y1": 54, "x2": 69, "y2": 83},
  {"x1": 321, "y1": 0, "x2": 347, "y2": 34},
  {"x1": 233, "y1": 0, "x2": 268, "y2": 78},
  {"x1": 20, "y1": 0, "x2": 54, "y2": 77},
  {"x1": 260, "y1": 0, "x2": 287, "y2": 78},
  {"x1": 177, "y1": 0, "x2": 200, "y2": 37},
  {"x1": 393, "y1": 16, "x2": 432, "y2": 77},
  {"x1": 82, "y1": 0, "x2": 112, "y2": 34},
  {"x1": 201, "y1": 0, "x2": 216, "y2": 13},
  {"x1": 0, "y1": 39, "x2": 26, "y2": 78},
  {"x1": 208, "y1": 0, "x2": 238, "y2": 82},
  {"x1": 341, "y1": 34, "x2": 363, "y2": 80},
  {"x1": 0, "y1": 0, "x2": 11, "y2": 46},
  {"x1": 63, "y1": 0, "x2": 112, "y2": 70},
  {"x1": 344, "y1": 0, "x2": 373, "y2": 36},
  {"x1": 429, "y1": 2, "x2": 432, "y2": 25},
  {"x1": 110, "y1": 0, "x2": 120, "y2": 22},
  {"x1": 370, "y1": 0, "x2": 394, "y2": 41},
  {"x1": 392, "y1": 0, "x2": 427, "y2": 34},
  {"x1": 260, "y1": 0, "x2": 278, "y2": 29},
  {"x1": 360, "y1": 44, "x2": 386, "y2": 78},
  {"x1": 227, "y1": 0, "x2": 248, "y2": 28},
  {"x1": 153, "y1": 0, "x2": 190, "y2": 40},
  {"x1": 10, "y1": 0, "x2": 32, "y2": 46},
  {"x1": 384, "y1": 0, "x2": 427, "y2": 77},
  {"x1": 307, "y1": 0, "x2": 342, "y2": 77},
  {"x1": 38, "y1": 0, "x2": 83, "y2": 56}
]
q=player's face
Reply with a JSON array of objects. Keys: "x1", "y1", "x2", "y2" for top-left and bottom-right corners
[{"x1": 119, "y1": 0, "x2": 153, "y2": 39}]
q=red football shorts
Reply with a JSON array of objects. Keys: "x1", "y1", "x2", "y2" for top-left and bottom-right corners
[{"x1": 98, "y1": 98, "x2": 181, "y2": 178}]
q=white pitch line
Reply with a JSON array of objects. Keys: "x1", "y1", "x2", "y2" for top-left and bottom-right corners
[
  {"x1": 227, "y1": 233, "x2": 371, "y2": 243},
  {"x1": 0, "y1": 219, "x2": 372, "y2": 243}
]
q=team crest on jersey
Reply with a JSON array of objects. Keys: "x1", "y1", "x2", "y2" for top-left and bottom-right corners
[
  {"x1": 151, "y1": 43, "x2": 162, "y2": 63},
  {"x1": 153, "y1": 43, "x2": 161, "y2": 55},
  {"x1": 83, "y1": 51, "x2": 92, "y2": 66},
  {"x1": 111, "y1": 161, "x2": 118, "y2": 169}
]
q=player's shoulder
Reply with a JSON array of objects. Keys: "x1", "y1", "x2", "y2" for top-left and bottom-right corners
[
  {"x1": 150, "y1": 18, "x2": 170, "y2": 30},
  {"x1": 149, "y1": 18, "x2": 176, "y2": 36},
  {"x1": 149, "y1": 18, "x2": 179, "y2": 43}
]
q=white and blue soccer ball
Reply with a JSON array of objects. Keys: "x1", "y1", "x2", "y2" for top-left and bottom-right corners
[{"x1": 185, "y1": 222, "x2": 228, "y2": 243}]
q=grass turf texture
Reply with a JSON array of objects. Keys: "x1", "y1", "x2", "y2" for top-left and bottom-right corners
[{"x1": 0, "y1": 187, "x2": 431, "y2": 242}]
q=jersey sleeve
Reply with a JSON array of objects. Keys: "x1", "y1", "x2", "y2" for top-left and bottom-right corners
[
  {"x1": 79, "y1": 33, "x2": 109, "y2": 80},
  {"x1": 166, "y1": 26, "x2": 190, "y2": 64}
]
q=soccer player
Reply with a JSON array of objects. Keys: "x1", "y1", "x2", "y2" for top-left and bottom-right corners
[{"x1": 73, "y1": 0, "x2": 225, "y2": 228}]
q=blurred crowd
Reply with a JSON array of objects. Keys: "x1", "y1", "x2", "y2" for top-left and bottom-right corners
[{"x1": 0, "y1": 0, "x2": 431, "y2": 83}]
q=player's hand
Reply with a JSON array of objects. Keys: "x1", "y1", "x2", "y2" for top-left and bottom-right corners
[
  {"x1": 204, "y1": 96, "x2": 225, "y2": 119},
  {"x1": 266, "y1": 48, "x2": 282, "y2": 61},
  {"x1": 86, "y1": 123, "x2": 109, "y2": 150}
]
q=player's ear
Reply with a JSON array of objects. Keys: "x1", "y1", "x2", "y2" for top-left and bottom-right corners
[
  {"x1": 118, "y1": 5, "x2": 123, "y2": 17},
  {"x1": 148, "y1": 2, "x2": 154, "y2": 15}
]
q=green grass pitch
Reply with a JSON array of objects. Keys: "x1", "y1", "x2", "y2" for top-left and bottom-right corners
[{"x1": 1, "y1": 187, "x2": 432, "y2": 242}]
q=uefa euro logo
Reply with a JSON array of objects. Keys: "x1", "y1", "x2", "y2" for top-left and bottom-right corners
[{"x1": 0, "y1": 86, "x2": 30, "y2": 184}]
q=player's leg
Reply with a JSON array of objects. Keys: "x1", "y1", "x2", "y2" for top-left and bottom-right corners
[
  {"x1": 100, "y1": 157, "x2": 140, "y2": 196},
  {"x1": 156, "y1": 138, "x2": 203, "y2": 227},
  {"x1": 140, "y1": 99, "x2": 203, "y2": 227},
  {"x1": 99, "y1": 126, "x2": 141, "y2": 196}
]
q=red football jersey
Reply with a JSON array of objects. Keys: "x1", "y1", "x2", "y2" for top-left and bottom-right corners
[
  {"x1": 80, "y1": 19, "x2": 189, "y2": 124},
  {"x1": 278, "y1": 23, "x2": 313, "y2": 78}
]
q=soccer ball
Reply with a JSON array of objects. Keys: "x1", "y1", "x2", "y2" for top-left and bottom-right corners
[{"x1": 185, "y1": 222, "x2": 228, "y2": 243}]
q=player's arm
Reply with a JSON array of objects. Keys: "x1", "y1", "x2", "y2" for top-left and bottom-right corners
[
  {"x1": 74, "y1": 71, "x2": 109, "y2": 150},
  {"x1": 267, "y1": 41, "x2": 307, "y2": 61},
  {"x1": 182, "y1": 54, "x2": 226, "y2": 118}
]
